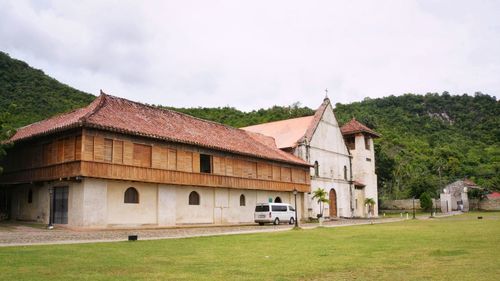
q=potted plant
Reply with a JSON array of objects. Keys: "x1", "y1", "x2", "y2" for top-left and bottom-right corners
[{"x1": 312, "y1": 188, "x2": 329, "y2": 226}]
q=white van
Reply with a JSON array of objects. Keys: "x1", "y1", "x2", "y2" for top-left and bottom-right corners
[{"x1": 254, "y1": 203, "x2": 296, "y2": 225}]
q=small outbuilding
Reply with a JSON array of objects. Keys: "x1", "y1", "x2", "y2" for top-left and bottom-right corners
[{"x1": 440, "y1": 179, "x2": 478, "y2": 213}]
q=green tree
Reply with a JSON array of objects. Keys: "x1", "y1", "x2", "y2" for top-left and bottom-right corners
[
  {"x1": 311, "y1": 188, "x2": 329, "y2": 218},
  {"x1": 419, "y1": 192, "x2": 433, "y2": 212}
]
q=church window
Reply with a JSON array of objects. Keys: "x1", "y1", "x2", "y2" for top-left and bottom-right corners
[
  {"x1": 200, "y1": 154, "x2": 212, "y2": 173},
  {"x1": 124, "y1": 187, "x2": 139, "y2": 204},
  {"x1": 189, "y1": 191, "x2": 200, "y2": 205},
  {"x1": 240, "y1": 194, "x2": 246, "y2": 206}
]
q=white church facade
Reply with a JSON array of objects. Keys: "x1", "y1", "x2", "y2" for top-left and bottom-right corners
[{"x1": 243, "y1": 98, "x2": 380, "y2": 218}]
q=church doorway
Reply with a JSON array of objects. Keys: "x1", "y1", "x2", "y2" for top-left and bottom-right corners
[{"x1": 329, "y1": 189, "x2": 337, "y2": 217}]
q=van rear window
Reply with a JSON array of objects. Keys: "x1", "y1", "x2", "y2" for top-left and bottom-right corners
[{"x1": 255, "y1": 205, "x2": 269, "y2": 212}]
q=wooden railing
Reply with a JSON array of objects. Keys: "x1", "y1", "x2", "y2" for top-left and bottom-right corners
[{"x1": 0, "y1": 161, "x2": 310, "y2": 192}]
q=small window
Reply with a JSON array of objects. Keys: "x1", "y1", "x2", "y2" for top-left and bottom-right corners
[
  {"x1": 124, "y1": 187, "x2": 139, "y2": 204},
  {"x1": 314, "y1": 161, "x2": 319, "y2": 177},
  {"x1": 365, "y1": 136, "x2": 371, "y2": 150},
  {"x1": 344, "y1": 166, "x2": 348, "y2": 180},
  {"x1": 366, "y1": 158, "x2": 372, "y2": 162},
  {"x1": 28, "y1": 189, "x2": 33, "y2": 204},
  {"x1": 289, "y1": 206, "x2": 295, "y2": 212},
  {"x1": 239, "y1": 194, "x2": 246, "y2": 206},
  {"x1": 189, "y1": 191, "x2": 200, "y2": 205},
  {"x1": 274, "y1": 197, "x2": 282, "y2": 203},
  {"x1": 346, "y1": 136, "x2": 355, "y2": 150},
  {"x1": 200, "y1": 154, "x2": 212, "y2": 173}
]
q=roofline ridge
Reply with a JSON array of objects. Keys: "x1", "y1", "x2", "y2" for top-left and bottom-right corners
[
  {"x1": 304, "y1": 97, "x2": 331, "y2": 142},
  {"x1": 79, "y1": 91, "x2": 108, "y2": 124},
  {"x1": 93, "y1": 91, "x2": 248, "y2": 132}
]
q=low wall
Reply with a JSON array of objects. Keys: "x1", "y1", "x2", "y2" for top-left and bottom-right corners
[
  {"x1": 380, "y1": 199, "x2": 440, "y2": 211},
  {"x1": 469, "y1": 198, "x2": 500, "y2": 211}
]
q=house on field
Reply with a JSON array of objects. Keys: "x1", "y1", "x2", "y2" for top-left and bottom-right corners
[
  {"x1": 242, "y1": 98, "x2": 380, "y2": 218},
  {"x1": 0, "y1": 93, "x2": 311, "y2": 228}
]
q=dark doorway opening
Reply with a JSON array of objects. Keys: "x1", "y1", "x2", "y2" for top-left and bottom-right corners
[
  {"x1": 52, "y1": 187, "x2": 68, "y2": 224},
  {"x1": 329, "y1": 189, "x2": 337, "y2": 217}
]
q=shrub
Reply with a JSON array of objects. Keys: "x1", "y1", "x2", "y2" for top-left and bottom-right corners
[{"x1": 419, "y1": 192, "x2": 433, "y2": 211}]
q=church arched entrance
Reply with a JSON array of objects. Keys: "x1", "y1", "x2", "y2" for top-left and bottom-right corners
[{"x1": 329, "y1": 189, "x2": 337, "y2": 217}]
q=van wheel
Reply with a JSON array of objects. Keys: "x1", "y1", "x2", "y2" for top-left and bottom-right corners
[
  {"x1": 273, "y1": 218, "x2": 280, "y2": 225},
  {"x1": 289, "y1": 217, "x2": 295, "y2": 225},
  {"x1": 258, "y1": 222, "x2": 264, "y2": 226}
]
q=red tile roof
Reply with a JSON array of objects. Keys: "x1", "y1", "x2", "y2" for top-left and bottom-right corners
[
  {"x1": 487, "y1": 192, "x2": 500, "y2": 199},
  {"x1": 340, "y1": 118, "x2": 380, "y2": 138},
  {"x1": 10, "y1": 93, "x2": 310, "y2": 167},
  {"x1": 353, "y1": 180, "x2": 366, "y2": 187},
  {"x1": 241, "y1": 116, "x2": 314, "y2": 149}
]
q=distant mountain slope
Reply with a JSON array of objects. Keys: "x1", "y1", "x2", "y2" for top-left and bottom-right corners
[
  {"x1": 0, "y1": 51, "x2": 95, "y2": 129},
  {"x1": 334, "y1": 93, "x2": 500, "y2": 197}
]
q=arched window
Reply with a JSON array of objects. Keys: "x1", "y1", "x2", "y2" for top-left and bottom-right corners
[
  {"x1": 274, "y1": 197, "x2": 282, "y2": 203},
  {"x1": 344, "y1": 165, "x2": 348, "y2": 180},
  {"x1": 240, "y1": 194, "x2": 246, "y2": 206},
  {"x1": 189, "y1": 191, "x2": 200, "y2": 205},
  {"x1": 124, "y1": 187, "x2": 139, "y2": 204},
  {"x1": 314, "y1": 161, "x2": 319, "y2": 177},
  {"x1": 28, "y1": 189, "x2": 33, "y2": 204}
]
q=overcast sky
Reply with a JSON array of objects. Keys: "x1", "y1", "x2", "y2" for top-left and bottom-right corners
[{"x1": 1, "y1": 0, "x2": 499, "y2": 111}]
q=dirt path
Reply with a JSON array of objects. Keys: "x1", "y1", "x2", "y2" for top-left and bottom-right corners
[{"x1": 0, "y1": 214, "x2": 456, "y2": 247}]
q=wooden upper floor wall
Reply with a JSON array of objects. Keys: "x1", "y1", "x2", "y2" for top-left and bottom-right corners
[{"x1": 0, "y1": 128, "x2": 310, "y2": 192}]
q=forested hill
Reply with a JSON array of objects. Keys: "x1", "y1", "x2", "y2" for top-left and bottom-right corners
[
  {"x1": 334, "y1": 93, "x2": 499, "y2": 198},
  {"x1": 172, "y1": 94, "x2": 500, "y2": 197},
  {"x1": 0, "y1": 52, "x2": 95, "y2": 129},
  {"x1": 0, "y1": 51, "x2": 498, "y2": 197}
]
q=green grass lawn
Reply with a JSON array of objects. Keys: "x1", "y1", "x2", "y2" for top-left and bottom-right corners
[{"x1": 1, "y1": 212, "x2": 499, "y2": 281}]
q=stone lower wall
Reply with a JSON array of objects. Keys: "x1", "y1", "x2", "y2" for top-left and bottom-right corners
[
  {"x1": 380, "y1": 199, "x2": 440, "y2": 211},
  {"x1": 470, "y1": 198, "x2": 500, "y2": 211}
]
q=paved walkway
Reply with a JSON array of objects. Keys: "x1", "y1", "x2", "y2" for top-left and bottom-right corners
[{"x1": 0, "y1": 213, "x2": 459, "y2": 247}]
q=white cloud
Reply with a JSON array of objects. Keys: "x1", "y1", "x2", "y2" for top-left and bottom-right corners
[{"x1": 1, "y1": 0, "x2": 499, "y2": 111}]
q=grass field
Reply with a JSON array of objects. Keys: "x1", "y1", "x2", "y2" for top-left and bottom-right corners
[{"x1": 1, "y1": 212, "x2": 499, "y2": 281}]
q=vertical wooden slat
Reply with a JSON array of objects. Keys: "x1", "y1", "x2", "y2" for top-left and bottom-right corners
[
  {"x1": 63, "y1": 137, "x2": 75, "y2": 162},
  {"x1": 159, "y1": 147, "x2": 168, "y2": 169},
  {"x1": 123, "y1": 141, "x2": 133, "y2": 165},
  {"x1": 83, "y1": 135, "x2": 94, "y2": 161},
  {"x1": 225, "y1": 158, "x2": 233, "y2": 176},
  {"x1": 281, "y1": 167, "x2": 291, "y2": 182},
  {"x1": 56, "y1": 139, "x2": 64, "y2": 163},
  {"x1": 192, "y1": 152, "x2": 200, "y2": 173},
  {"x1": 167, "y1": 149, "x2": 177, "y2": 170},
  {"x1": 272, "y1": 165, "x2": 281, "y2": 181},
  {"x1": 133, "y1": 143, "x2": 152, "y2": 167},
  {"x1": 177, "y1": 150, "x2": 193, "y2": 172},
  {"x1": 104, "y1": 138, "x2": 113, "y2": 162},
  {"x1": 151, "y1": 146, "x2": 162, "y2": 168},
  {"x1": 75, "y1": 136, "x2": 82, "y2": 160},
  {"x1": 94, "y1": 136, "x2": 104, "y2": 162},
  {"x1": 233, "y1": 159, "x2": 242, "y2": 177},
  {"x1": 113, "y1": 140, "x2": 123, "y2": 164}
]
